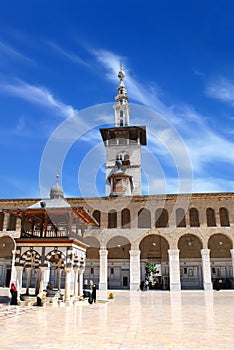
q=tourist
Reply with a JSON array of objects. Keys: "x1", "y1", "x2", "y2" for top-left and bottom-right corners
[
  {"x1": 10, "y1": 283, "x2": 18, "y2": 305},
  {"x1": 92, "y1": 284, "x2": 96, "y2": 303},
  {"x1": 37, "y1": 291, "x2": 47, "y2": 306}
]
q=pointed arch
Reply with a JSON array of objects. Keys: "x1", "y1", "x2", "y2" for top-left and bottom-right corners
[{"x1": 206, "y1": 208, "x2": 216, "y2": 227}]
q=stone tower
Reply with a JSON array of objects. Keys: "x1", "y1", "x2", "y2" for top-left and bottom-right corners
[{"x1": 100, "y1": 66, "x2": 147, "y2": 197}]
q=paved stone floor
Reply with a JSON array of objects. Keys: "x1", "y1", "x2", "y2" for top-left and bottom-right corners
[{"x1": 1, "y1": 290, "x2": 234, "y2": 349}]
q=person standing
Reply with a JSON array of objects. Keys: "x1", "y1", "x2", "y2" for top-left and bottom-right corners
[
  {"x1": 92, "y1": 284, "x2": 97, "y2": 303},
  {"x1": 10, "y1": 283, "x2": 18, "y2": 305}
]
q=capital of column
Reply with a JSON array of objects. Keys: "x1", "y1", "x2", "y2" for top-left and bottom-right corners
[
  {"x1": 168, "y1": 249, "x2": 180, "y2": 258},
  {"x1": 201, "y1": 248, "x2": 210, "y2": 256},
  {"x1": 99, "y1": 249, "x2": 108, "y2": 257},
  {"x1": 129, "y1": 249, "x2": 140, "y2": 257}
]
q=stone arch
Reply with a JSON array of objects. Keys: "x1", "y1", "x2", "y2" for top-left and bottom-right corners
[
  {"x1": 139, "y1": 234, "x2": 169, "y2": 262},
  {"x1": 0, "y1": 235, "x2": 15, "y2": 258},
  {"x1": 108, "y1": 209, "x2": 117, "y2": 228},
  {"x1": 0, "y1": 235, "x2": 15, "y2": 287},
  {"x1": 208, "y1": 233, "x2": 233, "y2": 258},
  {"x1": 178, "y1": 233, "x2": 202, "y2": 258},
  {"x1": 138, "y1": 208, "x2": 151, "y2": 228},
  {"x1": 121, "y1": 208, "x2": 131, "y2": 228},
  {"x1": 21, "y1": 249, "x2": 41, "y2": 268},
  {"x1": 107, "y1": 236, "x2": 130, "y2": 259},
  {"x1": 206, "y1": 208, "x2": 216, "y2": 227},
  {"x1": 189, "y1": 208, "x2": 200, "y2": 227},
  {"x1": 155, "y1": 208, "x2": 168, "y2": 228},
  {"x1": 0, "y1": 212, "x2": 4, "y2": 231},
  {"x1": 44, "y1": 249, "x2": 66, "y2": 267},
  {"x1": 83, "y1": 236, "x2": 100, "y2": 259},
  {"x1": 7, "y1": 214, "x2": 17, "y2": 231},
  {"x1": 176, "y1": 208, "x2": 186, "y2": 227},
  {"x1": 219, "y1": 207, "x2": 230, "y2": 227},
  {"x1": 92, "y1": 210, "x2": 101, "y2": 227}
]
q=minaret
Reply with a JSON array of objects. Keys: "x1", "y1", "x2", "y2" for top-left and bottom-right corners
[
  {"x1": 113, "y1": 65, "x2": 130, "y2": 127},
  {"x1": 100, "y1": 66, "x2": 147, "y2": 197}
]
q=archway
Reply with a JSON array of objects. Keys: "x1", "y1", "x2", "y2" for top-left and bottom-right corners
[
  {"x1": 139, "y1": 234, "x2": 169, "y2": 290},
  {"x1": 107, "y1": 236, "x2": 131, "y2": 289},
  {"x1": 0, "y1": 235, "x2": 15, "y2": 287},
  {"x1": 208, "y1": 233, "x2": 233, "y2": 289},
  {"x1": 45, "y1": 251, "x2": 65, "y2": 291},
  {"x1": 83, "y1": 236, "x2": 100, "y2": 286},
  {"x1": 178, "y1": 234, "x2": 203, "y2": 289}
]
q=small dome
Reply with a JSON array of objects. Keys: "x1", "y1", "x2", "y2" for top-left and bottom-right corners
[{"x1": 50, "y1": 182, "x2": 64, "y2": 199}]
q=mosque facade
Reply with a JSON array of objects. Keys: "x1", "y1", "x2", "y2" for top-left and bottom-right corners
[{"x1": 0, "y1": 67, "x2": 234, "y2": 301}]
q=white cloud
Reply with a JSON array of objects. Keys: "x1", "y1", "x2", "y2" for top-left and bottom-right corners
[
  {"x1": 46, "y1": 41, "x2": 90, "y2": 67},
  {"x1": 0, "y1": 40, "x2": 34, "y2": 64},
  {"x1": 205, "y1": 77, "x2": 234, "y2": 105},
  {"x1": 0, "y1": 79, "x2": 77, "y2": 119}
]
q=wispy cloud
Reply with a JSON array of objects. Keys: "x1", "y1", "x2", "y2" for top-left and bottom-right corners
[
  {"x1": 205, "y1": 77, "x2": 234, "y2": 105},
  {"x1": 0, "y1": 40, "x2": 34, "y2": 64},
  {"x1": 0, "y1": 79, "x2": 77, "y2": 118},
  {"x1": 46, "y1": 41, "x2": 90, "y2": 67}
]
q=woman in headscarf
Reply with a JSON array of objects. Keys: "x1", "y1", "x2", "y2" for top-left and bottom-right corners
[{"x1": 10, "y1": 283, "x2": 18, "y2": 305}]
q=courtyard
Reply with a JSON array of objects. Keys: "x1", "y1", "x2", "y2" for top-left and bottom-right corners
[{"x1": 0, "y1": 290, "x2": 234, "y2": 349}]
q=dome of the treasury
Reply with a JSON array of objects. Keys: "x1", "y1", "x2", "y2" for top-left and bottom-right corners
[{"x1": 50, "y1": 182, "x2": 64, "y2": 199}]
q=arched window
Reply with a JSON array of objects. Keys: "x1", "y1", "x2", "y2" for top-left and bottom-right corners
[
  {"x1": 206, "y1": 208, "x2": 216, "y2": 227},
  {"x1": 176, "y1": 208, "x2": 186, "y2": 227},
  {"x1": 155, "y1": 208, "x2": 168, "y2": 228},
  {"x1": 138, "y1": 208, "x2": 151, "y2": 228},
  {"x1": 108, "y1": 210, "x2": 117, "y2": 229},
  {"x1": 219, "y1": 207, "x2": 230, "y2": 227},
  {"x1": 0, "y1": 212, "x2": 4, "y2": 231},
  {"x1": 189, "y1": 208, "x2": 200, "y2": 227},
  {"x1": 121, "y1": 208, "x2": 131, "y2": 229},
  {"x1": 93, "y1": 210, "x2": 101, "y2": 227},
  {"x1": 7, "y1": 214, "x2": 17, "y2": 231}
]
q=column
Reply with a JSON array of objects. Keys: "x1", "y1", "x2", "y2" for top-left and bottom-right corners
[
  {"x1": 10, "y1": 249, "x2": 17, "y2": 285},
  {"x1": 39, "y1": 267, "x2": 47, "y2": 293},
  {"x1": 129, "y1": 249, "x2": 141, "y2": 291},
  {"x1": 99, "y1": 248, "x2": 108, "y2": 290},
  {"x1": 201, "y1": 249, "x2": 213, "y2": 291},
  {"x1": 230, "y1": 249, "x2": 234, "y2": 280},
  {"x1": 64, "y1": 267, "x2": 72, "y2": 303},
  {"x1": 73, "y1": 267, "x2": 79, "y2": 300},
  {"x1": 15, "y1": 266, "x2": 23, "y2": 296},
  {"x1": 78, "y1": 268, "x2": 84, "y2": 297},
  {"x1": 168, "y1": 249, "x2": 181, "y2": 291},
  {"x1": 25, "y1": 267, "x2": 32, "y2": 295}
]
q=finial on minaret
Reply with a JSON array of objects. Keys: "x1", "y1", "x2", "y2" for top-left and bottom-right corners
[
  {"x1": 114, "y1": 64, "x2": 130, "y2": 127},
  {"x1": 56, "y1": 171, "x2": 60, "y2": 182}
]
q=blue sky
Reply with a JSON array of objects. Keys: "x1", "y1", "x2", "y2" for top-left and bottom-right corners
[{"x1": 1, "y1": 0, "x2": 234, "y2": 199}]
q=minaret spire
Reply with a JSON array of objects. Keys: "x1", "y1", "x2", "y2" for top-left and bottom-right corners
[{"x1": 113, "y1": 65, "x2": 130, "y2": 127}]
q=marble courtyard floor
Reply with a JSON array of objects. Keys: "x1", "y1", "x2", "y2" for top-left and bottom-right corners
[{"x1": 1, "y1": 290, "x2": 234, "y2": 350}]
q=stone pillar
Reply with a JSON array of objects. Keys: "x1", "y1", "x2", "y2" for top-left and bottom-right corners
[
  {"x1": 168, "y1": 249, "x2": 181, "y2": 291},
  {"x1": 39, "y1": 267, "x2": 47, "y2": 293},
  {"x1": 99, "y1": 249, "x2": 108, "y2": 290},
  {"x1": 10, "y1": 249, "x2": 17, "y2": 285},
  {"x1": 201, "y1": 249, "x2": 213, "y2": 291},
  {"x1": 78, "y1": 268, "x2": 84, "y2": 297},
  {"x1": 230, "y1": 249, "x2": 234, "y2": 280},
  {"x1": 57, "y1": 268, "x2": 62, "y2": 290},
  {"x1": 64, "y1": 268, "x2": 72, "y2": 303},
  {"x1": 15, "y1": 266, "x2": 23, "y2": 295},
  {"x1": 73, "y1": 268, "x2": 79, "y2": 300},
  {"x1": 25, "y1": 267, "x2": 32, "y2": 295},
  {"x1": 129, "y1": 249, "x2": 141, "y2": 291}
]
